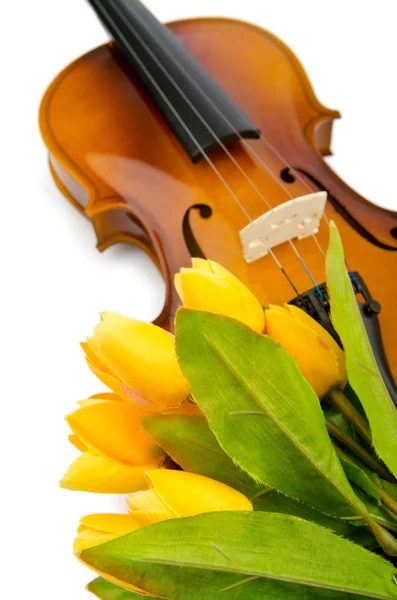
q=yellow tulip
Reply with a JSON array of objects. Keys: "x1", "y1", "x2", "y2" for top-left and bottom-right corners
[
  {"x1": 126, "y1": 469, "x2": 253, "y2": 526},
  {"x1": 74, "y1": 514, "x2": 141, "y2": 552},
  {"x1": 65, "y1": 396, "x2": 164, "y2": 467},
  {"x1": 82, "y1": 313, "x2": 189, "y2": 412},
  {"x1": 265, "y1": 304, "x2": 347, "y2": 398},
  {"x1": 75, "y1": 471, "x2": 252, "y2": 551},
  {"x1": 76, "y1": 392, "x2": 118, "y2": 408},
  {"x1": 175, "y1": 259, "x2": 265, "y2": 333},
  {"x1": 75, "y1": 514, "x2": 150, "y2": 595},
  {"x1": 61, "y1": 392, "x2": 204, "y2": 493},
  {"x1": 60, "y1": 393, "x2": 164, "y2": 493},
  {"x1": 60, "y1": 450, "x2": 164, "y2": 494}
]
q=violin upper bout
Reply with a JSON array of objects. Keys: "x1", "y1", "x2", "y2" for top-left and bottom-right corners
[{"x1": 280, "y1": 41, "x2": 342, "y2": 157}]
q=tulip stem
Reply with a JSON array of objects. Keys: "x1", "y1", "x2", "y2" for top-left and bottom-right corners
[
  {"x1": 327, "y1": 389, "x2": 372, "y2": 446},
  {"x1": 325, "y1": 418, "x2": 394, "y2": 482},
  {"x1": 383, "y1": 506, "x2": 397, "y2": 525},
  {"x1": 366, "y1": 518, "x2": 397, "y2": 556},
  {"x1": 373, "y1": 482, "x2": 397, "y2": 520}
]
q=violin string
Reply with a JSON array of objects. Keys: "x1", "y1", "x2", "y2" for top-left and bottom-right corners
[
  {"x1": 246, "y1": 111, "x2": 359, "y2": 276},
  {"x1": 114, "y1": 1, "x2": 327, "y2": 259},
  {"x1": 312, "y1": 234, "x2": 326, "y2": 259},
  {"x1": 251, "y1": 135, "x2": 316, "y2": 194},
  {"x1": 135, "y1": 7, "x2": 354, "y2": 281},
  {"x1": 249, "y1": 141, "x2": 354, "y2": 274},
  {"x1": 243, "y1": 138, "x2": 360, "y2": 275},
  {"x1": 175, "y1": 48, "x2": 354, "y2": 277},
  {"x1": 90, "y1": 0, "x2": 302, "y2": 296},
  {"x1": 99, "y1": 0, "x2": 322, "y2": 295}
]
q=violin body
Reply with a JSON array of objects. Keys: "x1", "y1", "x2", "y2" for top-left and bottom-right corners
[{"x1": 40, "y1": 18, "x2": 397, "y2": 377}]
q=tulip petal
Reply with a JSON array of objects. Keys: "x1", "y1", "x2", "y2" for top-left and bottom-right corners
[
  {"x1": 127, "y1": 490, "x2": 164, "y2": 512},
  {"x1": 174, "y1": 272, "x2": 183, "y2": 301},
  {"x1": 204, "y1": 259, "x2": 240, "y2": 280},
  {"x1": 60, "y1": 451, "x2": 161, "y2": 493},
  {"x1": 266, "y1": 309, "x2": 344, "y2": 398},
  {"x1": 85, "y1": 358, "x2": 129, "y2": 401},
  {"x1": 74, "y1": 527, "x2": 116, "y2": 552},
  {"x1": 80, "y1": 514, "x2": 141, "y2": 535},
  {"x1": 127, "y1": 489, "x2": 175, "y2": 526},
  {"x1": 177, "y1": 269, "x2": 265, "y2": 333},
  {"x1": 120, "y1": 384, "x2": 154, "y2": 408},
  {"x1": 75, "y1": 514, "x2": 141, "y2": 552},
  {"x1": 145, "y1": 470, "x2": 253, "y2": 517},
  {"x1": 285, "y1": 304, "x2": 347, "y2": 383},
  {"x1": 85, "y1": 362, "x2": 152, "y2": 415},
  {"x1": 77, "y1": 393, "x2": 124, "y2": 408},
  {"x1": 191, "y1": 257, "x2": 212, "y2": 272},
  {"x1": 87, "y1": 314, "x2": 189, "y2": 410},
  {"x1": 191, "y1": 259, "x2": 234, "y2": 280},
  {"x1": 170, "y1": 401, "x2": 203, "y2": 417},
  {"x1": 81, "y1": 341, "x2": 113, "y2": 376},
  {"x1": 83, "y1": 344, "x2": 148, "y2": 408},
  {"x1": 66, "y1": 401, "x2": 163, "y2": 466},
  {"x1": 68, "y1": 434, "x2": 87, "y2": 453},
  {"x1": 267, "y1": 304, "x2": 289, "y2": 315}
]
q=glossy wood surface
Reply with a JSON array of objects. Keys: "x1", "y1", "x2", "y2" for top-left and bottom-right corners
[{"x1": 39, "y1": 18, "x2": 397, "y2": 376}]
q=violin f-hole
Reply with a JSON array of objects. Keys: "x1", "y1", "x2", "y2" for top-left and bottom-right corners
[
  {"x1": 280, "y1": 168, "x2": 397, "y2": 251},
  {"x1": 182, "y1": 203, "x2": 213, "y2": 259}
]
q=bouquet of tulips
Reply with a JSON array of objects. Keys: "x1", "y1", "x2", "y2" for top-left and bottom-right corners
[{"x1": 61, "y1": 223, "x2": 397, "y2": 600}]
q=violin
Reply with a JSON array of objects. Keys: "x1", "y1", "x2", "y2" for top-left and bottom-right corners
[{"x1": 39, "y1": 0, "x2": 397, "y2": 404}]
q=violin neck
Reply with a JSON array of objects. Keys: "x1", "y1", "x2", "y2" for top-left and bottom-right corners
[{"x1": 86, "y1": 0, "x2": 260, "y2": 161}]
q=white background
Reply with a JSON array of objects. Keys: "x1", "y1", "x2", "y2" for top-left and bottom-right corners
[{"x1": 2, "y1": 0, "x2": 397, "y2": 598}]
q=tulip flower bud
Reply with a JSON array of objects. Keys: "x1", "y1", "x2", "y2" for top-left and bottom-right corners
[
  {"x1": 74, "y1": 514, "x2": 149, "y2": 595},
  {"x1": 60, "y1": 394, "x2": 164, "y2": 494},
  {"x1": 82, "y1": 313, "x2": 189, "y2": 412},
  {"x1": 74, "y1": 514, "x2": 141, "y2": 552},
  {"x1": 65, "y1": 396, "x2": 165, "y2": 467},
  {"x1": 175, "y1": 259, "x2": 265, "y2": 333},
  {"x1": 75, "y1": 471, "x2": 252, "y2": 553},
  {"x1": 60, "y1": 393, "x2": 204, "y2": 493},
  {"x1": 265, "y1": 304, "x2": 347, "y2": 398},
  {"x1": 60, "y1": 450, "x2": 164, "y2": 494},
  {"x1": 127, "y1": 469, "x2": 253, "y2": 526}
]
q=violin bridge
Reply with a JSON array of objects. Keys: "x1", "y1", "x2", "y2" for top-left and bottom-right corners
[{"x1": 239, "y1": 191, "x2": 327, "y2": 263}]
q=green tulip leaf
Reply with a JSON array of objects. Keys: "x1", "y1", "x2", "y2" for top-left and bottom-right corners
[
  {"x1": 326, "y1": 222, "x2": 397, "y2": 478},
  {"x1": 253, "y1": 490, "x2": 378, "y2": 548},
  {"x1": 323, "y1": 403, "x2": 356, "y2": 438},
  {"x1": 176, "y1": 309, "x2": 366, "y2": 520},
  {"x1": 143, "y1": 414, "x2": 263, "y2": 498},
  {"x1": 340, "y1": 456, "x2": 381, "y2": 503},
  {"x1": 335, "y1": 454, "x2": 397, "y2": 531},
  {"x1": 87, "y1": 577, "x2": 163, "y2": 599},
  {"x1": 80, "y1": 511, "x2": 397, "y2": 600}
]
